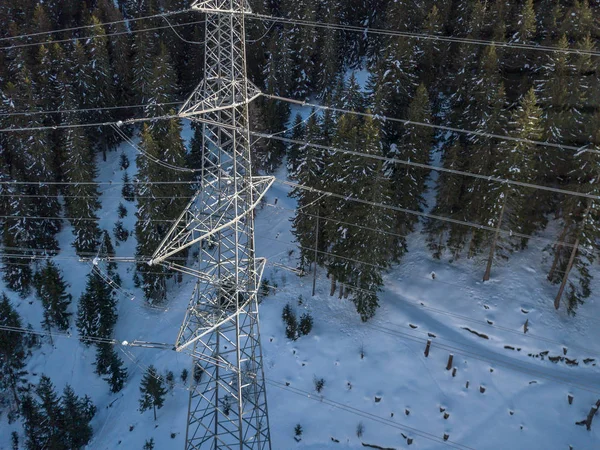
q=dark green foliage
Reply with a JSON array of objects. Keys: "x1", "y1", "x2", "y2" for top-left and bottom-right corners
[
  {"x1": 299, "y1": 313, "x2": 314, "y2": 336},
  {"x1": 282, "y1": 303, "x2": 298, "y2": 340},
  {"x1": 0, "y1": 293, "x2": 28, "y2": 411},
  {"x1": 62, "y1": 126, "x2": 101, "y2": 255},
  {"x1": 21, "y1": 376, "x2": 95, "y2": 450},
  {"x1": 114, "y1": 220, "x2": 130, "y2": 243},
  {"x1": 104, "y1": 349, "x2": 127, "y2": 393},
  {"x1": 139, "y1": 365, "x2": 167, "y2": 421},
  {"x1": 294, "y1": 423, "x2": 303, "y2": 441},
  {"x1": 122, "y1": 172, "x2": 135, "y2": 201},
  {"x1": 135, "y1": 120, "x2": 192, "y2": 303},
  {"x1": 117, "y1": 202, "x2": 128, "y2": 219},
  {"x1": 76, "y1": 269, "x2": 117, "y2": 343},
  {"x1": 33, "y1": 261, "x2": 72, "y2": 331},
  {"x1": 119, "y1": 152, "x2": 130, "y2": 170},
  {"x1": 143, "y1": 438, "x2": 155, "y2": 450},
  {"x1": 165, "y1": 370, "x2": 175, "y2": 391},
  {"x1": 193, "y1": 363, "x2": 203, "y2": 383},
  {"x1": 314, "y1": 377, "x2": 325, "y2": 393},
  {"x1": 181, "y1": 368, "x2": 188, "y2": 384},
  {"x1": 11, "y1": 431, "x2": 18, "y2": 450}
]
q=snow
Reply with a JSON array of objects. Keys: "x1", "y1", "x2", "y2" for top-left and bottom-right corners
[{"x1": 2, "y1": 127, "x2": 600, "y2": 450}]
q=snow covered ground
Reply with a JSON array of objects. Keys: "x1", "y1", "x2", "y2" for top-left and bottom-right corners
[{"x1": 2, "y1": 127, "x2": 600, "y2": 450}]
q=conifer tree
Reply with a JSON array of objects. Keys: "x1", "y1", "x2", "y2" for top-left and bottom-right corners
[
  {"x1": 290, "y1": 112, "x2": 326, "y2": 269},
  {"x1": 324, "y1": 114, "x2": 394, "y2": 320},
  {"x1": 20, "y1": 394, "x2": 46, "y2": 450},
  {"x1": 60, "y1": 385, "x2": 96, "y2": 448},
  {"x1": 482, "y1": 88, "x2": 543, "y2": 280},
  {"x1": 0, "y1": 293, "x2": 28, "y2": 410},
  {"x1": 62, "y1": 126, "x2": 102, "y2": 255},
  {"x1": 387, "y1": 84, "x2": 433, "y2": 241},
  {"x1": 35, "y1": 375, "x2": 64, "y2": 448},
  {"x1": 145, "y1": 44, "x2": 178, "y2": 136},
  {"x1": 34, "y1": 261, "x2": 72, "y2": 332},
  {"x1": 139, "y1": 365, "x2": 167, "y2": 420},
  {"x1": 286, "y1": 113, "x2": 306, "y2": 176},
  {"x1": 83, "y1": 15, "x2": 117, "y2": 158},
  {"x1": 76, "y1": 269, "x2": 117, "y2": 342}
]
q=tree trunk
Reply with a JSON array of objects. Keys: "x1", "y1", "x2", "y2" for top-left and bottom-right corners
[
  {"x1": 338, "y1": 283, "x2": 344, "y2": 299},
  {"x1": 330, "y1": 275, "x2": 336, "y2": 297},
  {"x1": 554, "y1": 237, "x2": 579, "y2": 310},
  {"x1": 547, "y1": 225, "x2": 570, "y2": 281},
  {"x1": 312, "y1": 215, "x2": 320, "y2": 296},
  {"x1": 483, "y1": 196, "x2": 507, "y2": 282},
  {"x1": 153, "y1": 404, "x2": 157, "y2": 421}
]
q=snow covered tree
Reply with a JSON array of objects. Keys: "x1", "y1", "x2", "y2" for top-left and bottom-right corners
[
  {"x1": 33, "y1": 261, "x2": 72, "y2": 332},
  {"x1": 135, "y1": 119, "x2": 192, "y2": 303},
  {"x1": 145, "y1": 44, "x2": 178, "y2": 136},
  {"x1": 482, "y1": 88, "x2": 544, "y2": 280},
  {"x1": 60, "y1": 384, "x2": 96, "y2": 448},
  {"x1": 290, "y1": 111, "x2": 326, "y2": 269},
  {"x1": 76, "y1": 269, "x2": 117, "y2": 342},
  {"x1": 62, "y1": 126, "x2": 102, "y2": 255},
  {"x1": 96, "y1": 343, "x2": 127, "y2": 392},
  {"x1": 139, "y1": 365, "x2": 167, "y2": 420},
  {"x1": 387, "y1": 84, "x2": 433, "y2": 240},
  {"x1": 286, "y1": 113, "x2": 306, "y2": 177},
  {"x1": 0, "y1": 293, "x2": 28, "y2": 410},
  {"x1": 324, "y1": 114, "x2": 395, "y2": 320}
]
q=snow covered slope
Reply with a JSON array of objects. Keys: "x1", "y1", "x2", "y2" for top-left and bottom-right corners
[{"x1": 2, "y1": 133, "x2": 600, "y2": 450}]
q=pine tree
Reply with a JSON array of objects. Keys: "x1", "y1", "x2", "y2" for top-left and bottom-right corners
[
  {"x1": 145, "y1": 44, "x2": 178, "y2": 136},
  {"x1": 62, "y1": 125, "x2": 102, "y2": 255},
  {"x1": 60, "y1": 385, "x2": 96, "y2": 449},
  {"x1": 482, "y1": 88, "x2": 543, "y2": 279},
  {"x1": 35, "y1": 375, "x2": 64, "y2": 448},
  {"x1": 323, "y1": 114, "x2": 395, "y2": 320},
  {"x1": 290, "y1": 111, "x2": 326, "y2": 269},
  {"x1": 21, "y1": 394, "x2": 46, "y2": 450},
  {"x1": 76, "y1": 269, "x2": 117, "y2": 342},
  {"x1": 96, "y1": 344, "x2": 127, "y2": 392},
  {"x1": 286, "y1": 113, "x2": 306, "y2": 177},
  {"x1": 139, "y1": 365, "x2": 167, "y2": 420},
  {"x1": 387, "y1": 84, "x2": 433, "y2": 242},
  {"x1": 33, "y1": 261, "x2": 72, "y2": 332},
  {"x1": 0, "y1": 293, "x2": 28, "y2": 410}
]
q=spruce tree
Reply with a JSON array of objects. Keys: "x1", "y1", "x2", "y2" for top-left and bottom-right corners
[
  {"x1": 35, "y1": 375, "x2": 64, "y2": 448},
  {"x1": 286, "y1": 113, "x2": 306, "y2": 177},
  {"x1": 0, "y1": 293, "x2": 28, "y2": 410},
  {"x1": 139, "y1": 365, "x2": 167, "y2": 420},
  {"x1": 61, "y1": 385, "x2": 96, "y2": 448},
  {"x1": 387, "y1": 84, "x2": 433, "y2": 241},
  {"x1": 76, "y1": 269, "x2": 117, "y2": 342},
  {"x1": 33, "y1": 261, "x2": 72, "y2": 332},
  {"x1": 290, "y1": 112, "x2": 326, "y2": 269},
  {"x1": 482, "y1": 88, "x2": 543, "y2": 279},
  {"x1": 62, "y1": 125, "x2": 102, "y2": 255}
]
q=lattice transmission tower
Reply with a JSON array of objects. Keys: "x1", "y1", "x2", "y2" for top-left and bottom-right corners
[{"x1": 150, "y1": 1, "x2": 273, "y2": 448}]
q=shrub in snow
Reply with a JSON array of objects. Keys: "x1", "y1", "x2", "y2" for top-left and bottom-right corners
[
  {"x1": 119, "y1": 152, "x2": 130, "y2": 170},
  {"x1": 299, "y1": 313, "x2": 313, "y2": 336},
  {"x1": 314, "y1": 377, "x2": 325, "y2": 393},
  {"x1": 143, "y1": 438, "x2": 155, "y2": 450},
  {"x1": 181, "y1": 368, "x2": 188, "y2": 383},
  {"x1": 114, "y1": 221, "x2": 129, "y2": 243},
  {"x1": 282, "y1": 303, "x2": 298, "y2": 340},
  {"x1": 165, "y1": 370, "x2": 175, "y2": 391},
  {"x1": 117, "y1": 202, "x2": 128, "y2": 218},
  {"x1": 294, "y1": 424, "x2": 303, "y2": 442},
  {"x1": 356, "y1": 422, "x2": 364, "y2": 438},
  {"x1": 139, "y1": 365, "x2": 167, "y2": 421}
]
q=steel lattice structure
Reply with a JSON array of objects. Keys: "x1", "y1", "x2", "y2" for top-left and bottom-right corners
[{"x1": 150, "y1": 1, "x2": 272, "y2": 448}]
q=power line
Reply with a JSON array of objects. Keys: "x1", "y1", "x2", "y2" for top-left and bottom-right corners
[
  {"x1": 245, "y1": 12, "x2": 600, "y2": 57},
  {"x1": 0, "y1": 16, "x2": 205, "y2": 52},
  {"x1": 255, "y1": 133, "x2": 600, "y2": 201},
  {"x1": 263, "y1": 94, "x2": 599, "y2": 155},
  {"x1": 0, "y1": 9, "x2": 191, "y2": 43},
  {"x1": 0, "y1": 101, "x2": 184, "y2": 118},
  {"x1": 267, "y1": 379, "x2": 475, "y2": 450},
  {"x1": 272, "y1": 179, "x2": 592, "y2": 254}
]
